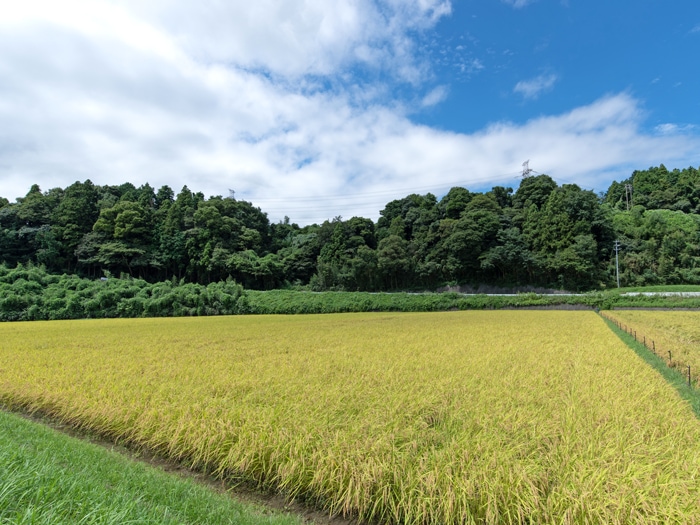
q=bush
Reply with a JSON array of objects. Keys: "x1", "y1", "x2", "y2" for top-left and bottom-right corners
[
  {"x1": 2, "y1": 264, "x2": 700, "y2": 321},
  {"x1": 0, "y1": 265, "x2": 246, "y2": 321}
]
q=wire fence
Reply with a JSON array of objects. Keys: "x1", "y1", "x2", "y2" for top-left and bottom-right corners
[{"x1": 600, "y1": 312, "x2": 695, "y2": 388}]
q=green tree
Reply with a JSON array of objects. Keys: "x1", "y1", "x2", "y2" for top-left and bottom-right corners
[
  {"x1": 512, "y1": 175, "x2": 557, "y2": 210},
  {"x1": 88, "y1": 201, "x2": 154, "y2": 277},
  {"x1": 438, "y1": 187, "x2": 472, "y2": 219},
  {"x1": 480, "y1": 227, "x2": 538, "y2": 283},
  {"x1": 377, "y1": 234, "x2": 411, "y2": 289},
  {"x1": 523, "y1": 184, "x2": 612, "y2": 289},
  {"x1": 16, "y1": 185, "x2": 62, "y2": 227},
  {"x1": 53, "y1": 180, "x2": 100, "y2": 271}
]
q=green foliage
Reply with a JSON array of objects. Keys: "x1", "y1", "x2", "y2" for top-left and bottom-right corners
[
  {"x1": 0, "y1": 410, "x2": 302, "y2": 525},
  {"x1": 605, "y1": 165, "x2": 700, "y2": 212},
  {"x1": 1, "y1": 164, "x2": 700, "y2": 294},
  {"x1": 244, "y1": 290, "x2": 609, "y2": 314},
  {"x1": 612, "y1": 207, "x2": 700, "y2": 286},
  {"x1": 6, "y1": 263, "x2": 700, "y2": 321},
  {"x1": 512, "y1": 174, "x2": 557, "y2": 209},
  {"x1": 0, "y1": 264, "x2": 245, "y2": 321}
]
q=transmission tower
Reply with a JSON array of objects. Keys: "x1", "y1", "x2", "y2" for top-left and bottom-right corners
[
  {"x1": 624, "y1": 184, "x2": 633, "y2": 211},
  {"x1": 521, "y1": 160, "x2": 534, "y2": 178}
]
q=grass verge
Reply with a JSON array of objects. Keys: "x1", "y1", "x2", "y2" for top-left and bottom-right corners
[
  {"x1": 0, "y1": 409, "x2": 303, "y2": 525},
  {"x1": 600, "y1": 314, "x2": 700, "y2": 418},
  {"x1": 243, "y1": 289, "x2": 700, "y2": 313},
  {"x1": 612, "y1": 285, "x2": 700, "y2": 293}
]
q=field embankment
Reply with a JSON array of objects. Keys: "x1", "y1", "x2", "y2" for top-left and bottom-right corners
[
  {"x1": 0, "y1": 409, "x2": 302, "y2": 525},
  {"x1": 2, "y1": 312, "x2": 700, "y2": 524},
  {"x1": 602, "y1": 310, "x2": 700, "y2": 388},
  {"x1": 246, "y1": 288, "x2": 700, "y2": 313}
]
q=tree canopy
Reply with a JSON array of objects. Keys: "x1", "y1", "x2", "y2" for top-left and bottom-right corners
[{"x1": 1, "y1": 165, "x2": 699, "y2": 292}]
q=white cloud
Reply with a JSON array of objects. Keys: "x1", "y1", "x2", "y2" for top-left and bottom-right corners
[
  {"x1": 122, "y1": 0, "x2": 451, "y2": 81},
  {"x1": 334, "y1": 94, "x2": 699, "y2": 205},
  {"x1": 691, "y1": 24, "x2": 700, "y2": 33},
  {"x1": 501, "y1": 0, "x2": 536, "y2": 8},
  {"x1": 656, "y1": 123, "x2": 679, "y2": 135},
  {"x1": 421, "y1": 85, "x2": 449, "y2": 107},
  {"x1": 655, "y1": 123, "x2": 696, "y2": 135},
  {"x1": 460, "y1": 58, "x2": 485, "y2": 75},
  {"x1": 514, "y1": 73, "x2": 558, "y2": 99},
  {"x1": 0, "y1": 1, "x2": 699, "y2": 225}
]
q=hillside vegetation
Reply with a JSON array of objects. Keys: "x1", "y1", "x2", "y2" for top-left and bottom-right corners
[
  {"x1": 2, "y1": 164, "x2": 699, "y2": 294},
  {"x1": 5, "y1": 263, "x2": 700, "y2": 321}
]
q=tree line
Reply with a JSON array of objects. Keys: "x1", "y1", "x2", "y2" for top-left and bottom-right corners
[{"x1": 1, "y1": 164, "x2": 699, "y2": 292}]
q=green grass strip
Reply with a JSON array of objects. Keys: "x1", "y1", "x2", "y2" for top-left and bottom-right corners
[
  {"x1": 0, "y1": 410, "x2": 302, "y2": 525},
  {"x1": 612, "y1": 284, "x2": 700, "y2": 293},
  {"x1": 600, "y1": 314, "x2": 700, "y2": 418}
]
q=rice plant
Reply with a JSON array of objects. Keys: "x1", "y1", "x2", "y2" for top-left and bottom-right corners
[
  {"x1": 1, "y1": 312, "x2": 700, "y2": 524},
  {"x1": 603, "y1": 310, "x2": 700, "y2": 386}
]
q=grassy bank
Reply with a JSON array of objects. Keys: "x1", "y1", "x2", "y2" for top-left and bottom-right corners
[
  {"x1": 0, "y1": 409, "x2": 301, "y2": 525},
  {"x1": 613, "y1": 285, "x2": 700, "y2": 293},
  {"x1": 601, "y1": 311, "x2": 700, "y2": 408},
  {"x1": 245, "y1": 288, "x2": 700, "y2": 314},
  {"x1": 243, "y1": 289, "x2": 580, "y2": 313},
  {"x1": 244, "y1": 289, "x2": 700, "y2": 313}
]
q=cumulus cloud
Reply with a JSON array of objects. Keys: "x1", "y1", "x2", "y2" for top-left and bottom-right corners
[
  {"x1": 123, "y1": 0, "x2": 450, "y2": 81},
  {"x1": 514, "y1": 73, "x2": 558, "y2": 99},
  {"x1": 1, "y1": 1, "x2": 699, "y2": 224}
]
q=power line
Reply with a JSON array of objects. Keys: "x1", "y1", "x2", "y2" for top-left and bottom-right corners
[
  {"x1": 253, "y1": 164, "x2": 610, "y2": 224},
  {"x1": 249, "y1": 172, "x2": 524, "y2": 224},
  {"x1": 242, "y1": 172, "x2": 521, "y2": 205}
]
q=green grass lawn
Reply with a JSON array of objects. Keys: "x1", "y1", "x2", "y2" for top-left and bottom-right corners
[{"x1": 0, "y1": 410, "x2": 303, "y2": 525}]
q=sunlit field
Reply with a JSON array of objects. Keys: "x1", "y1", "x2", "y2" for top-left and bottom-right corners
[
  {"x1": 603, "y1": 310, "x2": 700, "y2": 386},
  {"x1": 2, "y1": 312, "x2": 700, "y2": 524}
]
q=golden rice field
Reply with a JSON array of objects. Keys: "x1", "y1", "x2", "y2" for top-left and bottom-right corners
[
  {"x1": 1, "y1": 311, "x2": 700, "y2": 524},
  {"x1": 603, "y1": 310, "x2": 700, "y2": 385}
]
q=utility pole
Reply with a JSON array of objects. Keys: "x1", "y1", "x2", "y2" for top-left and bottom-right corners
[{"x1": 614, "y1": 240, "x2": 621, "y2": 288}]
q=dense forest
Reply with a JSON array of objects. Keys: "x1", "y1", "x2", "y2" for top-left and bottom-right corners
[{"x1": 1, "y1": 164, "x2": 699, "y2": 292}]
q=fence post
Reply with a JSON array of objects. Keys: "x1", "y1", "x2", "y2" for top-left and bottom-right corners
[
  {"x1": 689, "y1": 366, "x2": 692, "y2": 387},
  {"x1": 652, "y1": 340, "x2": 655, "y2": 353},
  {"x1": 634, "y1": 331, "x2": 637, "y2": 341},
  {"x1": 668, "y1": 350, "x2": 672, "y2": 366}
]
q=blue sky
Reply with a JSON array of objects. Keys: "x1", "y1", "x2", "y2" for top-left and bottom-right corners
[
  {"x1": 1, "y1": 0, "x2": 699, "y2": 224},
  {"x1": 419, "y1": 1, "x2": 699, "y2": 136}
]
